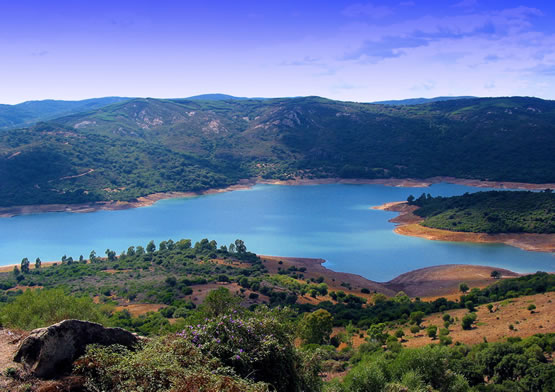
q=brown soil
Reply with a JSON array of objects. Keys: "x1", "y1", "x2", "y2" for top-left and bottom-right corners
[
  {"x1": 375, "y1": 201, "x2": 555, "y2": 253},
  {"x1": 384, "y1": 264, "x2": 520, "y2": 299},
  {"x1": 260, "y1": 256, "x2": 396, "y2": 297},
  {"x1": 114, "y1": 303, "x2": 167, "y2": 317},
  {"x1": 400, "y1": 292, "x2": 555, "y2": 347},
  {"x1": 2, "y1": 176, "x2": 553, "y2": 218}
]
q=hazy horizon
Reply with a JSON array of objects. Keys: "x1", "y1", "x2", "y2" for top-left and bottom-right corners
[{"x1": 2, "y1": 0, "x2": 555, "y2": 104}]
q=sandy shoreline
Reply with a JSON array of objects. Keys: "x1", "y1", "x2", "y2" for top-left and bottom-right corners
[
  {"x1": 1, "y1": 176, "x2": 554, "y2": 218},
  {"x1": 374, "y1": 201, "x2": 555, "y2": 253}
]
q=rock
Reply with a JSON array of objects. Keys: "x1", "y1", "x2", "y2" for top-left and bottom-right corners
[{"x1": 14, "y1": 319, "x2": 138, "y2": 379}]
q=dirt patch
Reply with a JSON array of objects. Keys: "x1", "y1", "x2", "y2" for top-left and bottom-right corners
[
  {"x1": 376, "y1": 201, "x2": 555, "y2": 253},
  {"x1": 400, "y1": 292, "x2": 555, "y2": 347},
  {"x1": 384, "y1": 264, "x2": 520, "y2": 299},
  {"x1": 261, "y1": 256, "x2": 395, "y2": 297},
  {"x1": 114, "y1": 303, "x2": 167, "y2": 317}
]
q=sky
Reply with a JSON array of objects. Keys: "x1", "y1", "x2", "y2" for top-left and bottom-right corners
[{"x1": 1, "y1": 0, "x2": 555, "y2": 104}]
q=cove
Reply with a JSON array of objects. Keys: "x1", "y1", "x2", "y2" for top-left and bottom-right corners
[{"x1": 0, "y1": 183, "x2": 553, "y2": 281}]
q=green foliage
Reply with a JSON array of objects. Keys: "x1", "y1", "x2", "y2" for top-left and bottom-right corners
[
  {"x1": 202, "y1": 287, "x2": 242, "y2": 317},
  {"x1": 0, "y1": 288, "x2": 109, "y2": 330},
  {"x1": 427, "y1": 325, "x2": 438, "y2": 339},
  {"x1": 414, "y1": 191, "x2": 555, "y2": 234},
  {"x1": 177, "y1": 307, "x2": 322, "y2": 392},
  {"x1": 462, "y1": 313, "x2": 477, "y2": 330},
  {"x1": 2, "y1": 96, "x2": 555, "y2": 207},
  {"x1": 299, "y1": 309, "x2": 334, "y2": 345},
  {"x1": 76, "y1": 336, "x2": 268, "y2": 392},
  {"x1": 459, "y1": 283, "x2": 469, "y2": 293}
]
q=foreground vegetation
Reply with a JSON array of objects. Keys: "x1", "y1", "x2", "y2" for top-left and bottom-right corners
[
  {"x1": 1, "y1": 96, "x2": 554, "y2": 206},
  {"x1": 1, "y1": 239, "x2": 554, "y2": 390},
  {"x1": 409, "y1": 190, "x2": 555, "y2": 234}
]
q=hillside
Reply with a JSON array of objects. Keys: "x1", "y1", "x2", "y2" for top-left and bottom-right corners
[
  {"x1": 411, "y1": 190, "x2": 555, "y2": 234},
  {"x1": 0, "y1": 97, "x2": 130, "y2": 130},
  {"x1": 1, "y1": 96, "x2": 554, "y2": 207}
]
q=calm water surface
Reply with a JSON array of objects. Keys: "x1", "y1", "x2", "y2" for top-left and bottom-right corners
[{"x1": 0, "y1": 183, "x2": 552, "y2": 281}]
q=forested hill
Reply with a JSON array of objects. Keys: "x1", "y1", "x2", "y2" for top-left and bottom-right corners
[
  {"x1": 0, "y1": 97, "x2": 130, "y2": 130},
  {"x1": 0, "y1": 96, "x2": 554, "y2": 206}
]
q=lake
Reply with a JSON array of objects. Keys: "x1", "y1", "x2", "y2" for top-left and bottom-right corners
[{"x1": 0, "y1": 183, "x2": 552, "y2": 281}]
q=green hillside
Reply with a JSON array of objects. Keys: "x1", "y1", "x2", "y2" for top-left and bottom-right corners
[
  {"x1": 411, "y1": 190, "x2": 555, "y2": 233},
  {"x1": 0, "y1": 97, "x2": 130, "y2": 130},
  {"x1": 0, "y1": 96, "x2": 554, "y2": 206}
]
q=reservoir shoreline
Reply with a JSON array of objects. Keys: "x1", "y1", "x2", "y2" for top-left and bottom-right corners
[
  {"x1": 373, "y1": 201, "x2": 555, "y2": 253},
  {"x1": 1, "y1": 176, "x2": 554, "y2": 219}
]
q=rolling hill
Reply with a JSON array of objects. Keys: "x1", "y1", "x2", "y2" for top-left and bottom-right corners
[
  {"x1": 0, "y1": 95, "x2": 554, "y2": 206},
  {"x1": 0, "y1": 97, "x2": 131, "y2": 130}
]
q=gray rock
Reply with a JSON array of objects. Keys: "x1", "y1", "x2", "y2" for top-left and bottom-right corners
[{"x1": 14, "y1": 319, "x2": 138, "y2": 379}]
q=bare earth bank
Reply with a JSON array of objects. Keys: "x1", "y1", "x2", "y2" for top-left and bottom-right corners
[
  {"x1": 373, "y1": 201, "x2": 555, "y2": 253},
  {"x1": 1, "y1": 176, "x2": 554, "y2": 218}
]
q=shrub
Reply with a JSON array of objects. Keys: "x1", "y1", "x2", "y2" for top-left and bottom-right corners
[
  {"x1": 76, "y1": 337, "x2": 268, "y2": 392},
  {"x1": 177, "y1": 307, "x2": 321, "y2": 392},
  {"x1": 299, "y1": 309, "x2": 334, "y2": 345},
  {"x1": 0, "y1": 288, "x2": 110, "y2": 330},
  {"x1": 427, "y1": 325, "x2": 438, "y2": 340},
  {"x1": 462, "y1": 313, "x2": 477, "y2": 330},
  {"x1": 410, "y1": 325, "x2": 420, "y2": 334}
]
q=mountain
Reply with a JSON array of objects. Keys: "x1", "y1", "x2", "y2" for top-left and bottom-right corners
[
  {"x1": 372, "y1": 96, "x2": 476, "y2": 105},
  {"x1": 0, "y1": 97, "x2": 131, "y2": 130},
  {"x1": 0, "y1": 96, "x2": 553, "y2": 206},
  {"x1": 184, "y1": 94, "x2": 268, "y2": 101}
]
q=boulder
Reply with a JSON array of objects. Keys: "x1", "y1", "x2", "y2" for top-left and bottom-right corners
[{"x1": 14, "y1": 319, "x2": 138, "y2": 379}]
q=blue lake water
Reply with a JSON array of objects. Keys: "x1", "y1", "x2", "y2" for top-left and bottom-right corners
[{"x1": 0, "y1": 183, "x2": 553, "y2": 281}]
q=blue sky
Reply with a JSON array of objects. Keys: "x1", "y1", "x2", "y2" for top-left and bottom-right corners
[{"x1": 1, "y1": 0, "x2": 555, "y2": 103}]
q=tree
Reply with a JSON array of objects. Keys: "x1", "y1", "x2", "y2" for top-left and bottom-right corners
[
  {"x1": 203, "y1": 287, "x2": 241, "y2": 317},
  {"x1": 407, "y1": 194, "x2": 415, "y2": 204},
  {"x1": 13, "y1": 266, "x2": 20, "y2": 276},
  {"x1": 20, "y1": 258, "x2": 30, "y2": 274},
  {"x1": 299, "y1": 309, "x2": 333, "y2": 345},
  {"x1": 35, "y1": 257, "x2": 41, "y2": 269},
  {"x1": 368, "y1": 323, "x2": 388, "y2": 345},
  {"x1": 465, "y1": 300, "x2": 475, "y2": 312},
  {"x1": 427, "y1": 325, "x2": 438, "y2": 340},
  {"x1": 127, "y1": 246, "x2": 136, "y2": 256},
  {"x1": 490, "y1": 270, "x2": 502, "y2": 279},
  {"x1": 528, "y1": 304, "x2": 536, "y2": 313},
  {"x1": 459, "y1": 282, "x2": 469, "y2": 293},
  {"x1": 79, "y1": 255, "x2": 85, "y2": 264},
  {"x1": 89, "y1": 250, "x2": 97, "y2": 263},
  {"x1": 462, "y1": 313, "x2": 477, "y2": 330},
  {"x1": 61, "y1": 255, "x2": 67, "y2": 264},
  {"x1": 176, "y1": 239, "x2": 191, "y2": 250},
  {"x1": 146, "y1": 240, "x2": 156, "y2": 253},
  {"x1": 234, "y1": 239, "x2": 246, "y2": 254},
  {"x1": 410, "y1": 311, "x2": 425, "y2": 326},
  {"x1": 228, "y1": 243, "x2": 236, "y2": 253},
  {"x1": 105, "y1": 249, "x2": 116, "y2": 261}
]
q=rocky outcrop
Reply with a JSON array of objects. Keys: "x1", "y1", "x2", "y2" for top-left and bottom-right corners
[{"x1": 14, "y1": 319, "x2": 138, "y2": 379}]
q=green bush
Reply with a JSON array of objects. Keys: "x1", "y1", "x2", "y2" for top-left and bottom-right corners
[
  {"x1": 177, "y1": 307, "x2": 321, "y2": 392},
  {"x1": 462, "y1": 313, "x2": 477, "y2": 330},
  {"x1": 76, "y1": 337, "x2": 268, "y2": 392},
  {"x1": 0, "y1": 288, "x2": 110, "y2": 330}
]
